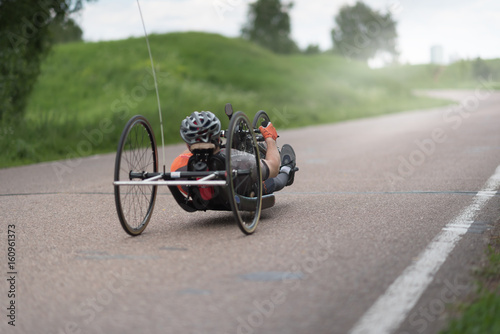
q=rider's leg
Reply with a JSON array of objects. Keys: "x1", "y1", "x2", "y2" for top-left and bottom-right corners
[
  {"x1": 262, "y1": 144, "x2": 298, "y2": 194},
  {"x1": 263, "y1": 172, "x2": 289, "y2": 195}
]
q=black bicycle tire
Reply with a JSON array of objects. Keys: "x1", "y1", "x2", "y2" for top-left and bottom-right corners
[
  {"x1": 114, "y1": 115, "x2": 158, "y2": 236},
  {"x1": 226, "y1": 111, "x2": 263, "y2": 235},
  {"x1": 252, "y1": 110, "x2": 271, "y2": 128}
]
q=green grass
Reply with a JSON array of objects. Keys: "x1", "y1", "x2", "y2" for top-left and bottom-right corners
[
  {"x1": 377, "y1": 58, "x2": 500, "y2": 90},
  {"x1": 440, "y1": 236, "x2": 500, "y2": 334},
  {"x1": 0, "y1": 32, "x2": 461, "y2": 168},
  {"x1": 441, "y1": 290, "x2": 500, "y2": 334}
]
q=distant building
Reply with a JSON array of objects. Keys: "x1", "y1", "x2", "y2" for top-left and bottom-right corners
[{"x1": 430, "y1": 45, "x2": 444, "y2": 64}]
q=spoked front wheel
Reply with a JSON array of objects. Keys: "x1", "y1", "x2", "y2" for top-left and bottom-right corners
[
  {"x1": 114, "y1": 115, "x2": 158, "y2": 236},
  {"x1": 226, "y1": 112, "x2": 263, "y2": 235}
]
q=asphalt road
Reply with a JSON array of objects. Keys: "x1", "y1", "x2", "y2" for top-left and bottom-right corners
[{"x1": 1, "y1": 90, "x2": 500, "y2": 334}]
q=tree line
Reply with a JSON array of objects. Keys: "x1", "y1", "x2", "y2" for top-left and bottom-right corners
[
  {"x1": 0, "y1": 0, "x2": 398, "y2": 120},
  {"x1": 243, "y1": 0, "x2": 398, "y2": 62}
]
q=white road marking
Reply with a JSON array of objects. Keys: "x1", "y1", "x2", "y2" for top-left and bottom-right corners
[{"x1": 349, "y1": 165, "x2": 500, "y2": 334}]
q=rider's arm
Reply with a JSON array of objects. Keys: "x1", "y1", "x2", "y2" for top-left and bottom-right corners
[
  {"x1": 259, "y1": 123, "x2": 280, "y2": 179},
  {"x1": 263, "y1": 138, "x2": 280, "y2": 179}
]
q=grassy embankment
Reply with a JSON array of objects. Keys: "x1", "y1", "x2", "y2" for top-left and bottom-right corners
[
  {"x1": 2, "y1": 32, "x2": 498, "y2": 168},
  {"x1": 377, "y1": 58, "x2": 500, "y2": 90},
  {"x1": 440, "y1": 224, "x2": 500, "y2": 333}
]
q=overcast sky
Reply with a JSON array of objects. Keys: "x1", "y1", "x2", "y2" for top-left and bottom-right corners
[{"x1": 77, "y1": 0, "x2": 500, "y2": 65}]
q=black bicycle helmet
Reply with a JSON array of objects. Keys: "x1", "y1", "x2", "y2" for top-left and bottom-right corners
[{"x1": 180, "y1": 111, "x2": 221, "y2": 145}]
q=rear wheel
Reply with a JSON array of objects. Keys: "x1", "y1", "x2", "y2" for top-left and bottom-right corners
[
  {"x1": 226, "y1": 112, "x2": 263, "y2": 235},
  {"x1": 114, "y1": 115, "x2": 158, "y2": 236}
]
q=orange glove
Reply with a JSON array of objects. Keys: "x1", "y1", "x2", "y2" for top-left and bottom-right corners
[{"x1": 259, "y1": 122, "x2": 278, "y2": 141}]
